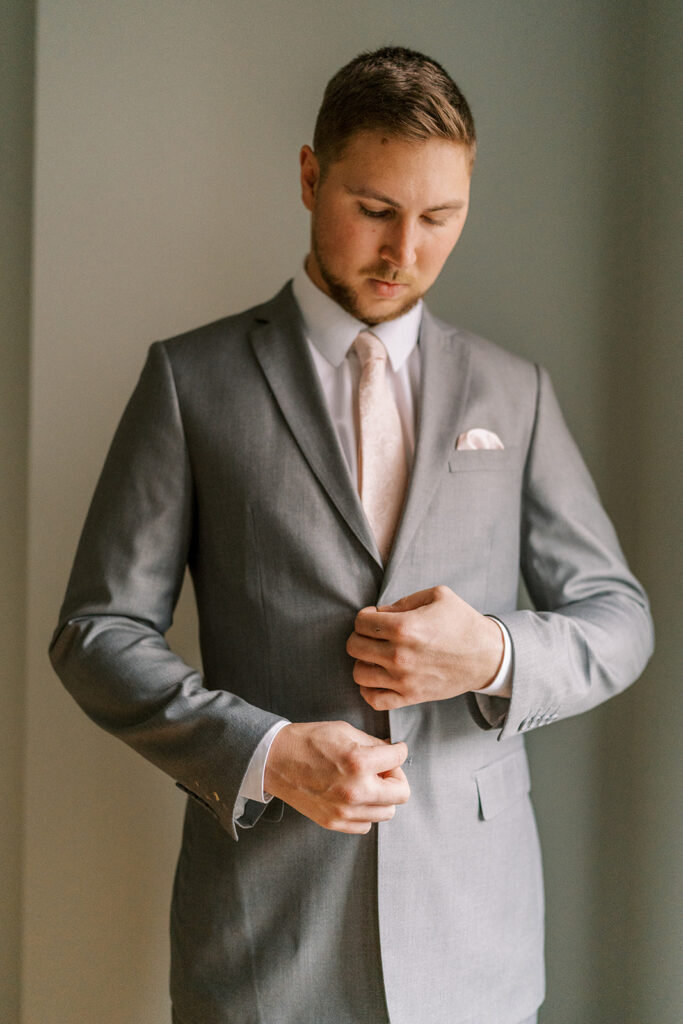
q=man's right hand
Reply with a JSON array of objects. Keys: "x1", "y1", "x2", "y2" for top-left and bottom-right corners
[{"x1": 264, "y1": 721, "x2": 410, "y2": 834}]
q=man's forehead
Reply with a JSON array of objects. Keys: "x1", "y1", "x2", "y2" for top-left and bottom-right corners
[
  {"x1": 327, "y1": 131, "x2": 472, "y2": 204},
  {"x1": 336, "y1": 128, "x2": 472, "y2": 163}
]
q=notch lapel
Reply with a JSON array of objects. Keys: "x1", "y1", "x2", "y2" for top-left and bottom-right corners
[
  {"x1": 249, "y1": 285, "x2": 382, "y2": 567},
  {"x1": 380, "y1": 309, "x2": 473, "y2": 599}
]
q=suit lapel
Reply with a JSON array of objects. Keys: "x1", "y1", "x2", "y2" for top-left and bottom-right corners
[
  {"x1": 249, "y1": 285, "x2": 382, "y2": 566},
  {"x1": 380, "y1": 308, "x2": 473, "y2": 600}
]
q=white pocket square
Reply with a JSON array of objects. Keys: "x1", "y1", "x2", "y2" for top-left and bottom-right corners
[{"x1": 455, "y1": 428, "x2": 505, "y2": 451}]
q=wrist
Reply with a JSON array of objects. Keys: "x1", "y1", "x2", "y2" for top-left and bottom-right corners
[
  {"x1": 471, "y1": 615, "x2": 505, "y2": 691},
  {"x1": 263, "y1": 722, "x2": 296, "y2": 800}
]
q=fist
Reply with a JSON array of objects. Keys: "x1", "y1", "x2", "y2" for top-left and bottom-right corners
[
  {"x1": 346, "y1": 585, "x2": 504, "y2": 711},
  {"x1": 264, "y1": 721, "x2": 411, "y2": 834}
]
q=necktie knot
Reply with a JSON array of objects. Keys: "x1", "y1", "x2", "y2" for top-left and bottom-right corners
[{"x1": 353, "y1": 330, "x2": 387, "y2": 368}]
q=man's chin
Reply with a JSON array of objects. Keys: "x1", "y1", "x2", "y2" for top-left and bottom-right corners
[
  {"x1": 331, "y1": 283, "x2": 421, "y2": 325},
  {"x1": 315, "y1": 260, "x2": 422, "y2": 324},
  {"x1": 358, "y1": 293, "x2": 421, "y2": 325}
]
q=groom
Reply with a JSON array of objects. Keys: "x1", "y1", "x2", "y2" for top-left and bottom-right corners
[{"x1": 51, "y1": 47, "x2": 653, "y2": 1024}]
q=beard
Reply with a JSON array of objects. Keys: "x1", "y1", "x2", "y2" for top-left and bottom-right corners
[{"x1": 311, "y1": 234, "x2": 421, "y2": 326}]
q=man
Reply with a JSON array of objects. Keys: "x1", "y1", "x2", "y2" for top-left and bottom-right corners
[{"x1": 50, "y1": 47, "x2": 653, "y2": 1024}]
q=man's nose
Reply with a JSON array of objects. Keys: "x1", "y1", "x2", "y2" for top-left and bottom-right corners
[{"x1": 381, "y1": 220, "x2": 418, "y2": 269}]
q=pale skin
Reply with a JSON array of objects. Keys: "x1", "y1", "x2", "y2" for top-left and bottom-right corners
[{"x1": 264, "y1": 132, "x2": 504, "y2": 833}]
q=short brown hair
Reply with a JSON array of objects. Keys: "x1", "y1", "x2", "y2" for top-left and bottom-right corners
[{"x1": 313, "y1": 47, "x2": 476, "y2": 172}]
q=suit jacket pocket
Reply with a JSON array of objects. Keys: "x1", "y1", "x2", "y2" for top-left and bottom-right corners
[
  {"x1": 448, "y1": 447, "x2": 516, "y2": 472},
  {"x1": 474, "y1": 746, "x2": 531, "y2": 820}
]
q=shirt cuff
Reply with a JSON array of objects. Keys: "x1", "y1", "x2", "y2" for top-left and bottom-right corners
[
  {"x1": 233, "y1": 718, "x2": 291, "y2": 821},
  {"x1": 478, "y1": 616, "x2": 512, "y2": 698}
]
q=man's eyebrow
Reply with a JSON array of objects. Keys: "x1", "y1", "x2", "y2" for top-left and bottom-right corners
[
  {"x1": 346, "y1": 186, "x2": 400, "y2": 208},
  {"x1": 345, "y1": 186, "x2": 466, "y2": 212},
  {"x1": 425, "y1": 200, "x2": 467, "y2": 212}
]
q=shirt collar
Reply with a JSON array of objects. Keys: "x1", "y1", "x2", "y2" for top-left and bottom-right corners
[{"x1": 292, "y1": 262, "x2": 423, "y2": 372}]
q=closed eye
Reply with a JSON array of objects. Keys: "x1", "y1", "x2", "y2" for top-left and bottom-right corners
[
  {"x1": 360, "y1": 205, "x2": 391, "y2": 219},
  {"x1": 360, "y1": 205, "x2": 448, "y2": 228}
]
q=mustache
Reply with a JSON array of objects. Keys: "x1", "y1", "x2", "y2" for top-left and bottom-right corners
[{"x1": 362, "y1": 265, "x2": 414, "y2": 286}]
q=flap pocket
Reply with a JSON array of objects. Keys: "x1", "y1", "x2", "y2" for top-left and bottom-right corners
[
  {"x1": 474, "y1": 747, "x2": 531, "y2": 821},
  {"x1": 448, "y1": 447, "x2": 515, "y2": 472}
]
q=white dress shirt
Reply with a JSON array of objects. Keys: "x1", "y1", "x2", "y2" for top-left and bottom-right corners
[{"x1": 234, "y1": 267, "x2": 511, "y2": 820}]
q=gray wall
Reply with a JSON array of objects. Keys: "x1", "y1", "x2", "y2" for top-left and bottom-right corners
[
  {"x1": 589, "y1": 4, "x2": 683, "y2": 1020},
  {"x1": 0, "y1": 1, "x2": 34, "y2": 1022},
  {"x1": 9, "y1": 1, "x2": 680, "y2": 1022}
]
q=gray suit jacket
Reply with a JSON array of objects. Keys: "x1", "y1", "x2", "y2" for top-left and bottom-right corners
[{"x1": 50, "y1": 282, "x2": 653, "y2": 1024}]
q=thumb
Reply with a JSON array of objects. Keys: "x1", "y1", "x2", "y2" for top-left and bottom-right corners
[{"x1": 377, "y1": 587, "x2": 438, "y2": 614}]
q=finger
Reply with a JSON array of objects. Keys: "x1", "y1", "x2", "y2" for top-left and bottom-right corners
[
  {"x1": 352, "y1": 658, "x2": 396, "y2": 689},
  {"x1": 341, "y1": 777, "x2": 409, "y2": 812},
  {"x1": 359, "y1": 685, "x2": 408, "y2": 711},
  {"x1": 334, "y1": 802, "x2": 400, "y2": 822},
  {"x1": 325, "y1": 803, "x2": 402, "y2": 833},
  {"x1": 377, "y1": 767, "x2": 411, "y2": 803},
  {"x1": 355, "y1": 738, "x2": 408, "y2": 774},
  {"x1": 353, "y1": 605, "x2": 390, "y2": 639},
  {"x1": 346, "y1": 630, "x2": 390, "y2": 665},
  {"x1": 327, "y1": 779, "x2": 405, "y2": 817},
  {"x1": 324, "y1": 819, "x2": 373, "y2": 835},
  {"x1": 355, "y1": 602, "x2": 426, "y2": 640},
  {"x1": 376, "y1": 587, "x2": 438, "y2": 613}
]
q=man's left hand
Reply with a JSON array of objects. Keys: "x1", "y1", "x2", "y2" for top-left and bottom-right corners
[{"x1": 346, "y1": 586, "x2": 504, "y2": 710}]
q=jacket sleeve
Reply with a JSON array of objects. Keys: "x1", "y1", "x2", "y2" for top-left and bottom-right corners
[
  {"x1": 471, "y1": 364, "x2": 654, "y2": 737},
  {"x1": 49, "y1": 342, "x2": 282, "y2": 839}
]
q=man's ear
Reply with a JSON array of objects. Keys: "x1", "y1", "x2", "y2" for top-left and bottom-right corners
[{"x1": 300, "y1": 145, "x2": 320, "y2": 212}]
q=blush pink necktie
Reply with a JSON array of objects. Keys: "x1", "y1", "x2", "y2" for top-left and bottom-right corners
[{"x1": 353, "y1": 330, "x2": 408, "y2": 562}]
